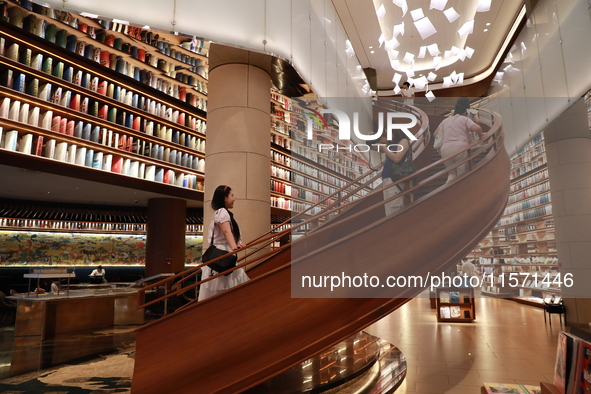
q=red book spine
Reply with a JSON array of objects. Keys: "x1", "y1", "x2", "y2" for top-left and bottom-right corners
[
  {"x1": 51, "y1": 116, "x2": 61, "y2": 132},
  {"x1": 179, "y1": 87, "x2": 187, "y2": 101},
  {"x1": 118, "y1": 135, "x2": 127, "y2": 150},
  {"x1": 35, "y1": 135, "x2": 43, "y2": 156},
  {"x1": 66, "y1": 120, "x2": 75, "y2": 136},
  {"x1": 132, "y1": 116, "x2": 140, "y2": 131},
  {"x1": 98, "y1": 104, "x2": 108, "y2": 120},
  {"x1": 177, "y1": 112, "x2": 185, "y2": 126},
  {"x1": 126, "y1": 136, "x2": 133, "y2": 152},
  {"x1": 97, "y1": 81, "x2": 107, "y2": 95},
  {"x1": 60, "y1": 118, "x2": 67, "y2": 134},
  {"x1": 111, "y1": 156, "x2": 123, "y2": 173},
  {"x1": 99, "y1": 50, "x2": 110, "y2": 68},
  {"x1": 70, "y1": 94, "x2": 80, "y2": 111}
]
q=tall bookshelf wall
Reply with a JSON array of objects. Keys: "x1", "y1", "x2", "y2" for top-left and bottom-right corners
[
  {"x1": 0, "y1": 1, "x2": 375, "y2": 266},
  {"x1": 469, "y1": 132, "x2": 560, "y2": 306}
]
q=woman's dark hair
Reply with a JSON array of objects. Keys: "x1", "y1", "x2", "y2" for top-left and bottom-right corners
[
  {"x1": 390, "y1": 129, "x2": 410, "y2": 144},
  {"x1": 454, "y1": 96, "x2": 471, "y2": 115},
  {"x1": 402, "y1": 82, "x2": 411, "y2": 88},
  {"x1": 211, "y1": 185, "x2": 241, "y2": 242}
]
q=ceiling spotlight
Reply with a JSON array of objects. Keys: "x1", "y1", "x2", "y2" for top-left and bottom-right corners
[
  {"x1": 484, "y1": 29, "x2": 489, "y2": 32},
  {"x1": 369, "y1": 46, "x2": 373, "y2": 49},
  {"x1": 370, "y1": 51, "x2": 375, "y2": 54},
  {"x1": 486, "y1": 23, "x2": 491, "y2": 26}
]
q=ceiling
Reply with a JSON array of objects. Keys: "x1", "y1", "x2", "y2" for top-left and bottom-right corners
[
  {"x1": 332, "y1": 0, "x2": 524, "y2": 92},
  {"x1": 2, "y1": 0, "x2": 525, "y2": 211}
]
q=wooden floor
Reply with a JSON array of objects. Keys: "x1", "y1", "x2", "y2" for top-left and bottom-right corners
[{"x1": 365, "y1": 293, "x2": 560, "y2": 394}]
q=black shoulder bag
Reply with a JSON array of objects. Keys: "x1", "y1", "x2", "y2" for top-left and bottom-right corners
[
  {"x1": 389, "y1": 149, "x2": 416, "y2": 182},
  {"x1": 201, "y1": 211, "x2": 237, "y2": 276}
]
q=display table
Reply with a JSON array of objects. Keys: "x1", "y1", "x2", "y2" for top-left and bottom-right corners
[
  {"x1": 23, "y1": 272, "x2": 76, "y2": 297},
  {"x1": 8, "y1": 288, "x2": 144, "y2": 376}
]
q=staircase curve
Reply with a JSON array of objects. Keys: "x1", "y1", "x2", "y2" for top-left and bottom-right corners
[{"x1": 131, "y1": 103, "x2": 510, "y2": 393}]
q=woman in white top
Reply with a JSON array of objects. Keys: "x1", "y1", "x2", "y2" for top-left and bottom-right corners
[
  {"x1": 198, "y1": 185, "x2": 249, "y2": 301},
  {"x1": 434, "y1": 97, "x2": 483, "y2": 183}
]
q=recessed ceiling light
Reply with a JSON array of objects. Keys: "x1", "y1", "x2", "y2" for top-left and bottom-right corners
[
  {"x1": 370, "y1": 51, "x2": 375, "y2": 54},
  {"x1": 369, "y1": 46, "x2": 373, "y2": 49},
  {"x1": 484, "y1": 29, "x2": 489, "y2": 32},
  {"x1": 486, "y1": 23, "x2": 491, "y2": 26}
]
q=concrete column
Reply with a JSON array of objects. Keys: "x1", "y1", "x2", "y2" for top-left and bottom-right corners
[
  {"x1": 203, "y1": 45, "x2": 271, "y2": 255},
  {"x1": 145, "y1": 198, "x2": 186, "y2": 277},
  {"x1": 544, "y1": 98, "x2": 591, "y2": 326}
]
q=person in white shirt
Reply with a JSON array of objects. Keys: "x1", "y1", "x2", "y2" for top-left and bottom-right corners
[
  {"x1": 400, "y1": 82, "x2": 415, "y2": 106},
  {"x1": 90, "y1": 265, "x2": 107, "y2": 283}
]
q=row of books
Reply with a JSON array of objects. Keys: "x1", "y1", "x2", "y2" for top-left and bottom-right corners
[
  {"x1": 270, "y1": 180, "x2": 332, "y2": 205},
  {"x1": 499, "y1": 205, "x2": 553, "y2": 226},
  {"x1": 270, "y1": 196, "x2": 324, "y2": 214},
  {"x1": 509, "y1": 168, "x2": 549, "y2": 193},
  {"x1": 439, "y1": 291, "x2": 470, "y2": 303},
  {"x1": 508, "y1": 181, "x2": 551, "y2": 204},
  {"x1": 0, "y1": 57, "x2": 206, "y2": 135},
  {"x1": 271, "y1": 133, "x2": 291, "y2": 149},
  {"x1": 271, "y1": 151, "x2": 355, "y2": 193},
  {"x1": 439, "y1": 306, "x2": 469, "y2": 319},
  {"x1": 510, "y1": 155, "x2": 546, "y2": 179},
  {"x1": 511, "y1": 141, "x2": 546, "y2": 166},
  {"x1": 504, "y1": 193, "x2": 551, "y2": 215},
  {"x1": 0, "y1": 128, "x2": 204, "y2": 189},
  {"x1": 0, "y1": 218, "x2": 205, "y2": 233},
  {"x1": 0, "y1": 96, "x2": 207, "y2": 158},
  {"x1": 5, "y1": 6, "x2": 208, "y2": 104},
  {"x1": 0, "y1": 111, "x2": 206, "y2": 173}
]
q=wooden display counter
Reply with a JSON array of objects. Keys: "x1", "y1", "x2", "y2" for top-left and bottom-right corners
[{"x1": 8, "y1": 289, "x2": 144, "y2": 376}]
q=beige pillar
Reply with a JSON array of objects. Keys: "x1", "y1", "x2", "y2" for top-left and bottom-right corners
[
  {"x1": 544, "y1": 98, "x2": 591, "y2": 326},
  {"x1": 203, "y1": 45, "x2": 271, "y2": 256},
  {"x1": 145, "y1": 198, "x2": 187, "y2": 277}
]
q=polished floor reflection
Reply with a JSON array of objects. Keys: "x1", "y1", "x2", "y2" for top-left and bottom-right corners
[
  {"x1": 0, "y1": 295, "x2": 561, "y2": 393},
  {"x1": 364, "y1": 294, "x2": 560, "y2": 394}
]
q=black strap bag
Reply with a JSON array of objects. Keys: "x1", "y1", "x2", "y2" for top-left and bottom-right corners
[
  {"x1": 389, "y1": 149, "x2": 416, "y2": 182},
  {"x1": 201, "y1": 216, "x2": 237, "y2": 276}
]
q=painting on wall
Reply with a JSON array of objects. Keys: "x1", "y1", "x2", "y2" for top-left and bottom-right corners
[{"x1": 0, "y1": 231, "x2": 203, "y2": 266}]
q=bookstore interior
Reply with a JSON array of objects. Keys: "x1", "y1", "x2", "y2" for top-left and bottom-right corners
[{"x1": 1, "y1": 0, "x2": 591, "y2": 393}]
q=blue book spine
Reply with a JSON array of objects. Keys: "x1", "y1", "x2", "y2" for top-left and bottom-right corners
[{"x1": 85, "y1": 149, "x2": 94, "y2": 167}]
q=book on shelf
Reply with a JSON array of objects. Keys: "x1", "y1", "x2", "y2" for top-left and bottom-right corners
[
  {"x1": 450, "y1": 291, "x2": 460, "y2": 303},
  {"x1": 521, "y1": 386, "x2": 540, "y2": 394},
  {"x1": 554, "y1": 332, "x2": 567, "y2": 393},
  {"x1": 572, "y1": 339, "x2": 591, "y2": 394},
  {"x1": 450, "y1": 306, "x2": 461, "y2": 318},
  {"x1": 439, "y1": 291, "x2": 450, "y2": 303},
  {"x1": 440, "y1": 306, "x2": 450, "y2": 319}
]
